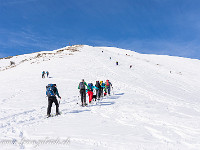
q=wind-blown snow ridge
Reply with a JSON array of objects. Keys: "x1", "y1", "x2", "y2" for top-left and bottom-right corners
[{"x1": 0, "y1": 45, "x2": 200, "y2": 150}]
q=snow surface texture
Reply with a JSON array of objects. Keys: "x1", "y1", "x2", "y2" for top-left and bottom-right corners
[{"x1": 0, "y1": 45, "x2": 200, "y2": 150}]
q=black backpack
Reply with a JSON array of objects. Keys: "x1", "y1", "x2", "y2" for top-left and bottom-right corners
[
  {"x1": 96, "y1": 81, "x2": 101, "y2": 89},
  {"x1": 79, "y1": 82, "x2": 85, "y2": 90}
]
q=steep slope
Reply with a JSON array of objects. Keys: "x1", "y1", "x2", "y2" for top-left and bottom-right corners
[{"x1": 0, "y1": 45, "x2": 200, "y2": 150}]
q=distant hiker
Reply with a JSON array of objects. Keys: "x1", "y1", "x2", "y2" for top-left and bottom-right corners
[
  {"x1": 46, "y1": 71, "x2": 49, "y2": 78},
  {"x1": 105, "y1": 80, "x2": 112, "y2": 95},
  {"x1": 42, "y1": 71, "x2": 45, "y2": 78},
  {"x1": 78, "y1": 79, "x2": 88, "y2": 106},
  {"x1": 46, "y1": 84, "x2": 61, "y2": 117},
  {"x1": 130, "y1": 65, "x2": 132, "y2": 69},
  {"x1": 110, "y1": 57, "x2": 111, "y2": 60},
  {"x1": 10, "y1": 61, "x2": 15, "y2": 66},
  {"x1": 95, "y1": 81, "x2": 101, "y2": 100},
  {"x1": 116, "y1": 61, "x2": 118, "y2": 65},
  {"x1": 102, "y1": 51, "x2": 103, "y2": 53}
]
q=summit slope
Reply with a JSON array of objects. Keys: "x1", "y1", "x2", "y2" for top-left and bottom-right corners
[{"x1": 0, "y1": 45, "x2": 200, "y2": 149}]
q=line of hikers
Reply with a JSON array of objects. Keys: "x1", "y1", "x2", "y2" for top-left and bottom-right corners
[
  {"x1": 46, "y1": 79, "x2": 112, "y2": 116},
  {"x1": 78, "y1": 79, "x2": 112, "y2": 106}
]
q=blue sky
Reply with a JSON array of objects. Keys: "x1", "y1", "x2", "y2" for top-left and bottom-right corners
[{"x1": 0, "y1": 0, "x2": 200, "y2": 59}]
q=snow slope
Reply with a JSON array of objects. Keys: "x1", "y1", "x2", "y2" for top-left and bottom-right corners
[{"x1": 0, "y1": 45, "x2": 200, "y2": 150}]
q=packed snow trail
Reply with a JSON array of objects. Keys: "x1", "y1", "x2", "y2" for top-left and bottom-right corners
[{"x1": 0, "y1": 45, "x2": 200, "y2": 149}]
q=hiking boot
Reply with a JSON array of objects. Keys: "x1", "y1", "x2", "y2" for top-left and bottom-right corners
[{"x1": 56, "y1": 112, "x2": 61, "y2": 115}]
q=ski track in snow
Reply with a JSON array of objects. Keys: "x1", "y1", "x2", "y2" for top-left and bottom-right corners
[{"x1": 0, "y1": 45, "x2": 200, "y2": 149}]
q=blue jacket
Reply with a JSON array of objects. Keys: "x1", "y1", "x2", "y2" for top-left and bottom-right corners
[{"x1": 86, "y1": 86, "x2": 99, "y2": 92}]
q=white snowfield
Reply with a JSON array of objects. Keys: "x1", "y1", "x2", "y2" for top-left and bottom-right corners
[{"x1": 0, "y1": 45, "x2": 200, "y2": 150}]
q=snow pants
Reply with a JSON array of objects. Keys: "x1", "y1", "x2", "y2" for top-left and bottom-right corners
[
  {"x1": 80, "y1": 89, "x2": 86, "y2": 104},
  {"x1": 100, "y1": 87, "x2": 104, "y2": 97},
  {"x1": 47, "y1": 97, "x2": 59, "y2": 115},
  {"x1": 96, "y1": 89, "x2": 101, "y2": 99},
  {"x1": 107, "y1": 86, "x2": 111, "y2": 95},
  {"x1": 87, "y1": 91, "x2": 93, "y2": 103}
]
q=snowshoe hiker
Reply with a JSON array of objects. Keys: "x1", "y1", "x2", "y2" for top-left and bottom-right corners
[
  {"x1": 105, "y1": 80, "x2": 112, "y2": 95},
  {"x1": 78, "y1": 79, "x2": 88, "y2": 106},
  {"x1": 101, "y1": 81, "x2": 106, "y2": 97},
  {"x1": 87, "y1": 83, "x2": 94, "y2": 104},
  {"x1": 100, "y1": 81, "x2": 104, "y2": 97},
  {"x1": 46, "y1": 84, "x2": 61, "y2": 117},
  {"x1": 42, "y1": 71, "x2": 45, "y2": 78},
  {"x1": 130, "y1": 65, "x2": 132, "y2": 69},
  {"x1": 46, "y1": 71, "x2": 49, "y2": 78},
  {"x1": 116, "y1": 61, "x2": 118, "y2": 65},
  {"x1": 95, "y1": 81, "x2": 101, "y2": 100}
]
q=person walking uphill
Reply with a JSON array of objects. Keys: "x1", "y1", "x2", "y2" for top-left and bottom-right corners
[
  {"x1": 95, "y1": 81, "x2": 101, "y2": 100},
  {"x1": 46, "y1": 71, "x2": 49, "y2": 78},
  {"x1": 87, "y1": 83, "x2": 94, "y2": 104},
  {"x1": 105, "y1": 80, "x2": 112, "y2": 95},
  {"x1": 78, "y1": 79, "x2": 88, "y2": 106},
  {"x1": 46, "y1": 84, "x2": 61, "y2": 117},
  {"x1": 42, "y1": 71, "x2": 45, "y2": 78}
]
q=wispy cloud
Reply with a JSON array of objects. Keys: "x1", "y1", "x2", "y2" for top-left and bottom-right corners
[
  {"x1": 117, "y1": 39, "x2": 200, "y2": 59},
  {"x1": 0, "y1": 28, "x2": 64, "y2": 56}
]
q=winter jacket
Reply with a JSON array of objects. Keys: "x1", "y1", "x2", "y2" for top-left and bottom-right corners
[
  {"x1": 78, "y1": 82, "x2": 88, "y2": 89},
  {"x1": 105, "y1": 81, "x2": 112, "y2": 88}
]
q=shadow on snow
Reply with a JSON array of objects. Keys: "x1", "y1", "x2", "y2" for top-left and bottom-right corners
[
  {"x1": 114, "y1": 93, "x2": 124, "y2": 95},
  {"x1": 99, "y1": 101, "x2": 115, "y2": 106}
]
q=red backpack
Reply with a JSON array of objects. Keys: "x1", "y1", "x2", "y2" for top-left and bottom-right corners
[{"x1": 106, "y1": 80, "x2": 110, "y2": 86}]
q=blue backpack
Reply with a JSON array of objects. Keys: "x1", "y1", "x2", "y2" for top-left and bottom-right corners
[
  {"x1": 88, "y1": 83, "x2": 93, "y2": 91},
  {"x1": 46, "y1": 84, "x2": 56, "y2": 97},
  {"x1": 101, "y1": 83, "x2": 105, "y2": 88}
]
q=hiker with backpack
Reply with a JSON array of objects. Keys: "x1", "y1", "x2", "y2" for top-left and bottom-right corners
[
  {"x1": 46, "y1": 71, "x2": 49, "y2": 78},
  {"x1": 42, "y1": 71, "x2": 45, "y2": 78},
  {"x1": 87, "y1": 83, "x2": 99, "y2": 103},
  {"x1": 105, "y1": 80, "x2": 112, "y2": 95},
  {"x1": 95, "y1": 81, "x2": 101, "y2": 100},
  {"x1": 78, "y1": 79, "x2": 88, "y2": 106},
  {"x1": 46, "y1": 84, "x2": 61, "y2": 117},
  {"x1": 87, "y1": 83, "x2": 94, "y2": 104},
  {"x1": 100, "y1": 81, "x2": 106, "y2": 96},
  {"x1": 100, "y1": 81, "x2": 104, "y2": 97}
]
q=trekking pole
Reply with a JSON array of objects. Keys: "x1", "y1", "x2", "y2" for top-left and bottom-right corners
[
  {"x1": 77, "y1": 91, "x2": 81, "y2": 105},
  {"x1": 77, "y1": 95, "x2": 79, "y2": 104}
]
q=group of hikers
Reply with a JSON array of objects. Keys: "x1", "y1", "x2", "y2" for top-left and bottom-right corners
[
  {"x1": 46, "y1": 79, "x2": 112, "y2": 117},
  {"x1": 78, "y1": 79, "x2": 112, "y2": 106},
  {"x1": 42, "y1": 71, "x2": 49, "y2": 78},
  {"x1": 44, "y1": 51, "x2": 136, "y2": 117}
]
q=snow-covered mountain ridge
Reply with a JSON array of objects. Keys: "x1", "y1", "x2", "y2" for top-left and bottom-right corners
[{"x1": 0, "y1": 45, "x2": 200, "y2": 150}]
